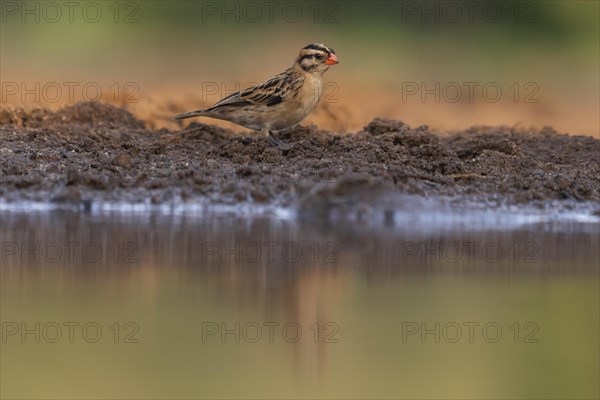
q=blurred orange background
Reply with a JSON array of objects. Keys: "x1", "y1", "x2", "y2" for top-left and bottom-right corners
[{"x1": 1, "y1": 1, "x2": 598, "y2": 137}]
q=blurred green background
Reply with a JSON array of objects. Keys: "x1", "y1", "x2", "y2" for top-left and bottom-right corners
[{"x1": 1, "y1": 0, "x2": 598, "y2": 135}]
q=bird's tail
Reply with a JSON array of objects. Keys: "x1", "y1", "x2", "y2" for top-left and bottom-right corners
[{"x1": 172, "y1": 109, "x2": 208, "y2": 120}]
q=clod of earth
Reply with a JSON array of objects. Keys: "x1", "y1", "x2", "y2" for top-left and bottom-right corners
[{"x1": 1, "y1": 102, "x2": 599, "y2": 215}]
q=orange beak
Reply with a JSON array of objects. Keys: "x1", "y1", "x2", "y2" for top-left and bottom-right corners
[{"x1": 325, "y1": 53, "x2": 338, "y2": 65}]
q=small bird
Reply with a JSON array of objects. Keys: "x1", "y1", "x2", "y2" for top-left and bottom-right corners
[{"x1": 174, "y1": 43, "x2": 338, "y2": 150}]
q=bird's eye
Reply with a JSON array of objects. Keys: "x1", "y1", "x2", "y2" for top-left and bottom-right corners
[{"x1": 315, "y1": 54, "x2": 324, "y2": 60}]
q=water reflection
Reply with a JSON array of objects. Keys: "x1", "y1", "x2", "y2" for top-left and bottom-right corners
[{"x1": 1, "y1": 211, "x2": 599, "y2": 398}]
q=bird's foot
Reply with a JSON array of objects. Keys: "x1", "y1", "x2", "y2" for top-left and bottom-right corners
[{"x1": 268, "y1": 132, "x2": 294, "y2": 151}]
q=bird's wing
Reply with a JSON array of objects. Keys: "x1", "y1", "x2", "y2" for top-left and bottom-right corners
[{"x1": 206, "y1": 73, "x2": 289, "y2": 111}]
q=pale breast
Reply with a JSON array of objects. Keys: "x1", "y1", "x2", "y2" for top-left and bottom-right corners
[
  {"x1": 276, "y1": 75, "x2": 323, "y2": 127},
  {"x1": 299, "y1": 74, "x2": 324, "y2": 110}
]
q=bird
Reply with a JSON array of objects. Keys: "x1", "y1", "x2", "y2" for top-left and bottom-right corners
[{"x1": 173, "y1": 43, "x2": 338, "y2": 150}]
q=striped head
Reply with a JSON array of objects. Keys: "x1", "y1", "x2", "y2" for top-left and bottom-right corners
[{"x1": 296, "y1": 43, "x2": 338, "y2": 74}]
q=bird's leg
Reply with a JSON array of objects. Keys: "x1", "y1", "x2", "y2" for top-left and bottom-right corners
[
  {"x1": 277, "y1": 124, "x2": 298, "y2": 134},
  {"x1": 267, "y1": 129, "x2": 294, "y2": 151}
]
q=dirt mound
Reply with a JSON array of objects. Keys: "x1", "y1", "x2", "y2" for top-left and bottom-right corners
[
  {"x1": 0, "y1": 102, "x2": 145, "y2": 130},
  {"x1": 0, "y1": 102, "x2": 598, "y2": 213}
]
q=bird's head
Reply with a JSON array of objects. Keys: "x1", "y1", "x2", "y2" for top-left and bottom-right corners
[{"x1": 295, "y1": 43, "x2": 338, "y2": 75}]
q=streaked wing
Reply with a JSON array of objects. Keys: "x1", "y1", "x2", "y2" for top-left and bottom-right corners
[
  {"x1": 206, "y1": 73, "x2": 289, "y2": 111},
  {"x1": 205, "y1": 90, "x2": 250, "y2": 110}
]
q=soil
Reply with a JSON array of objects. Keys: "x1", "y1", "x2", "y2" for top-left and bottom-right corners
[{"x1": 1, "y1": 102, "x2": 599, "y2": 216}]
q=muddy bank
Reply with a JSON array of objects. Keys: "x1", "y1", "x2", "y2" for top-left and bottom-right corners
[{"x1": 1, "y1": 102, "x2": 599, "y2": 216}]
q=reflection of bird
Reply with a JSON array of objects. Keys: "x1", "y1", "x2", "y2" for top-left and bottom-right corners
[{"x1": 174, "y1": 43, "x2": 338, "y2": 150}]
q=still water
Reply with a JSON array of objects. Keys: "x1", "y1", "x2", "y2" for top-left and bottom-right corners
[{"x1": 1, "y1": 210, "x2": 598, "y2": 399}]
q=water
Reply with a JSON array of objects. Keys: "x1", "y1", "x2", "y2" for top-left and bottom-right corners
[{"x1": 1, "y1": 210, "x2": 598, "y2": 399}]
